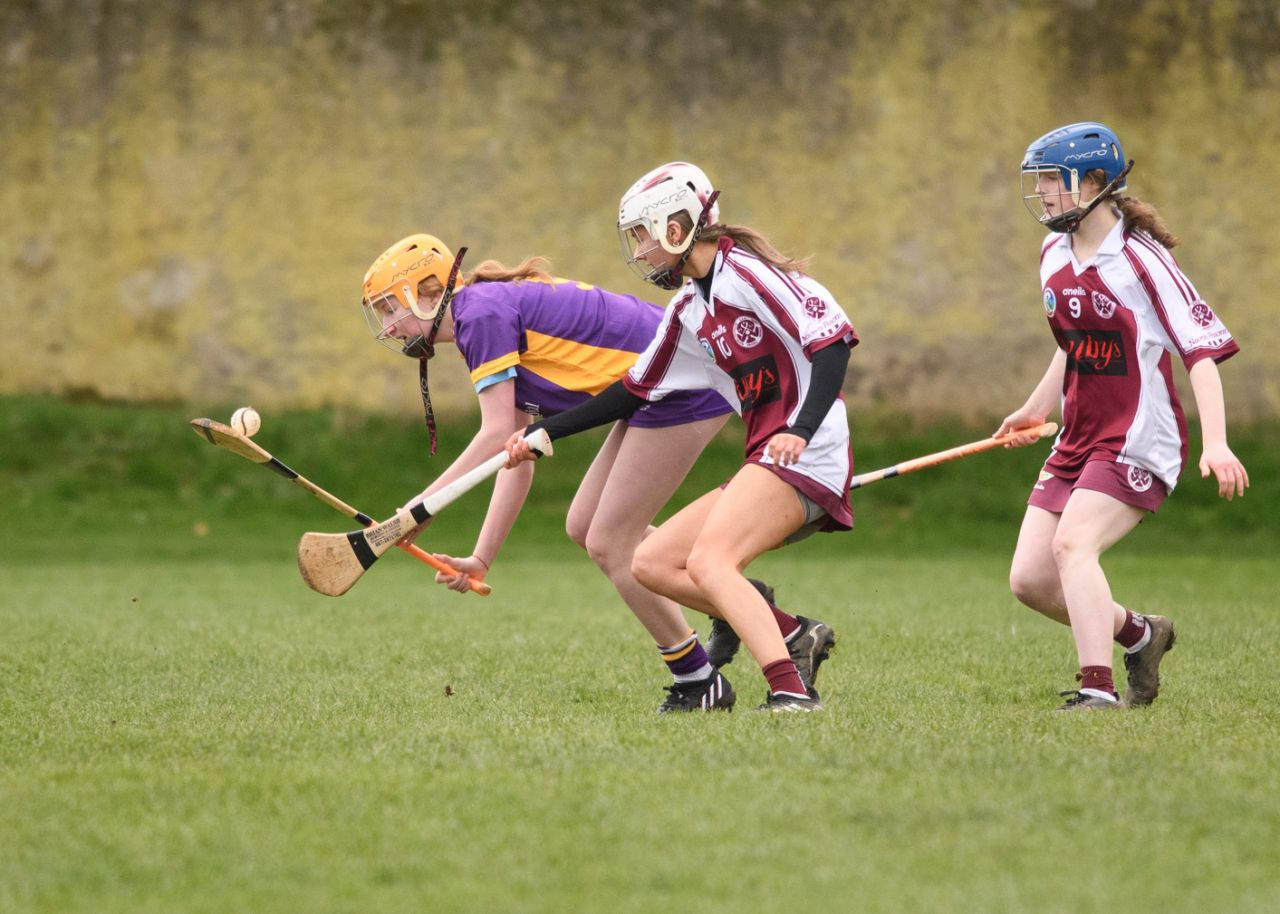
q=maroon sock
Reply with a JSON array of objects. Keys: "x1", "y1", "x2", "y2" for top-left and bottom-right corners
[
  {"x1": 1079, "y1": 665, "x2": 1115, "y2": 696},
  {"x1": 1114, "y1": 611, "x2": 1148, "y2": 649},
  {"x1": 770, "y1": 605, "x2": 801, "y2": 640},
  {"x1": 763, "y1": 659, "x2": 807, "y2": 697}
]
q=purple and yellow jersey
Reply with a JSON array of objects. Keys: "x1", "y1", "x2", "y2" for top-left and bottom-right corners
[{"x1": 450, "y1": 277, "x2": 731, "y2": 428}]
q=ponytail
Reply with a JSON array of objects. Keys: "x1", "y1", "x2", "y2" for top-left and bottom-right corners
[
  {"x1": 699, "y1": 223, "x2": 811, "y2": 273},
  {"x1": 465, "y1": 256, "x2": 555, "y2": 285},
  {"x1": 1084, "y1": 167, "x2": 1179, "y2": 249},
  {"x1": 1113, "y1": 196, "x2": 1179, "y2": 249}
]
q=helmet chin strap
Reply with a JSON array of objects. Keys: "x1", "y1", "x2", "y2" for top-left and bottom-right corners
[
  {"x1": 651, "y1": 190, "x2": 721, "y2": 290},
  {"x1": 403, "y1": 246, "x2": 468, "y2": 455},
  {"x1": 1046, "y1": 160, "x2": 1134, "y2": 234},
  {"x1": 401, "y1": 335, "x2": 431, "y2": 359}
]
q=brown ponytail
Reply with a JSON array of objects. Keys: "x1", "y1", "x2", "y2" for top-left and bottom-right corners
[
  {"x1": 464, "y1": 256, "x2": 555, "y2": 285},
  {"x1": 1113, "y1": 196, "x2": 1179, "y2": 249},
  {"x1": 1084, "y1": 168, "x2": 1179, "y2": 249},
  {"x1": 699, "y1": 223, "x2": 811, "y2": 273}
]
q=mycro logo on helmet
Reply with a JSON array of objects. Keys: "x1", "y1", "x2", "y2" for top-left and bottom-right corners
[
  {"x1": 388, "y1": 254, "x2": 439, "y2": 286},
  {"x1": 638, "y1": 187, "x2": 691, "y2": 216},
  {"x1": 1064, "y1": 148, "x2": 1108, "y2": 162}
]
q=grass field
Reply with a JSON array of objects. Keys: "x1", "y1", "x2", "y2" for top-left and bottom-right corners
[{"x1": 2, "y1": 396, "x2": 1278, "y2": 912}]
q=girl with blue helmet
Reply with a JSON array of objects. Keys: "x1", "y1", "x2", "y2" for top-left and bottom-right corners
[{"x1": 998, "y1": 122, "x2": 1249, "y2": 710}]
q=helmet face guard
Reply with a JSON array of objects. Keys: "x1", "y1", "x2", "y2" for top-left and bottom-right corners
[
  {"x1": 618, "y1": 221, "x2": 682, "y2": 290},
  {"x1": 617, "y1": 162, "x2": 719, "y2": 289},
  {"x1": 363, "y1": 291, "x2": 431, "y2": 358},
  {"x1": 1020, "y1": 122, "x2": 1131, "y2": 233}
]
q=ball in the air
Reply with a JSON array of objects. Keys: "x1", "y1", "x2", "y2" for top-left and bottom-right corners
[{"x1": 230, "y1": 406, "x2": 261, "y2": 438}]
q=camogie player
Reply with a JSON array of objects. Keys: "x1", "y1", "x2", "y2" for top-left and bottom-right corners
[
  {"x1": 999, "y1": 122, "x2": 1248, "y2": 710},
  {"x1": 360, "y1": 234, "x2": 780, "y2": 712},
  {"x1": 508, "y1": 162, "x2": 855, "y2": 712}
]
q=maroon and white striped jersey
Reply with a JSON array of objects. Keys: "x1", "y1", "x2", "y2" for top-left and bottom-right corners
[
  {"x1": 624, "y1": 237, "x2": 858, "y2": 527},
  {"x1": 1039, "y1": 219, "x2": 1239, "y2": 491}
]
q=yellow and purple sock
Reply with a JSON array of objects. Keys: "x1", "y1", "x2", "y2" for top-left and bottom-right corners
[{"x1": 659, "y1": 631, "x2": 714, "y2": 683}]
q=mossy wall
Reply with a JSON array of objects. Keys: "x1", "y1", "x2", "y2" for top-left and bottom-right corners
[{"x1": 3, "y1": 0, "x2": 1277, "y2": 421}]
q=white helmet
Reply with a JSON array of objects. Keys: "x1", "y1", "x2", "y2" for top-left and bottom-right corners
[{"x1": 617, "y1": 162, "x2": 720, "y2": 288}]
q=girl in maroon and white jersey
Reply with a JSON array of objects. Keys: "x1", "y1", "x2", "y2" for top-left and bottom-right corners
[
  {"x1": 507, "y1": 162, "x2": 857, "y2": 712},
  {"x1": 359, "y1": 233, "x2": 738, "y2": 714},
  {"x1": 998, "y1": 122, "x2": 1249, "y2": 710}
]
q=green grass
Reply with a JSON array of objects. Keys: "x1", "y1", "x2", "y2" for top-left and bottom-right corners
[{"x1": 1, "y1": 395, "x2": 1278, "y2": 912}]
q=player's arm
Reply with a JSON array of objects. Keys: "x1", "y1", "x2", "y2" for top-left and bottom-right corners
[
  {"x1": 1188, "y1": 357, "x2": 1249, "y2": 499},
  {"x1": 768, "y1": 342, "x2": 850, "y2": 467},
  {"x1": 503, "y1": 380, "x2": 647, "y2": 465},
  {"x1": 400, "y1": 379, "x2": 526, "y2": 545},
  {"x1": 426, "y1": 379, "x2": 540, "y2": 590},
  {"x1": 996, "y1": 347, "x2": 1066, "y2": 446},
  {"x1": 442, "y1": 382, "x2": 535, "y2": 586}
]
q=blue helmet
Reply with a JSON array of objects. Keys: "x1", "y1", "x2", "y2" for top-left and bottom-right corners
[{"x1": 1020, "y1": 122, "x2": 1132, "y2": 233}]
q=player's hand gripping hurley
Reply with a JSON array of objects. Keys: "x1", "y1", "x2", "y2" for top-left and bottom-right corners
[
  {"x1": 849, "y1": 422, "x2": 1058, "y2": 489},
  {"x1": 297, "y1": 429, "x2": 555, "y2": 596},
  {"x1": 190, "y1": 417, "x2": 491, "y2": 596}
]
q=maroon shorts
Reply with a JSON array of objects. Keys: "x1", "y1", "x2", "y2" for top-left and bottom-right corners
[{"x1": 1027, "y1": 459, "x2": 1169, "y2": 514}]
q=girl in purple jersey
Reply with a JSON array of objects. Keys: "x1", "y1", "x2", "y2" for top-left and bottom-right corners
[
  {"x1": 360, "y1": 233, "x2": 760, "y2": 712},
  {"x1": 506, "y1": 162, "x2": 856, "y2": 712},
  {"x1": 999, "y1": 122, "x2": 1249, "y2": 711}
]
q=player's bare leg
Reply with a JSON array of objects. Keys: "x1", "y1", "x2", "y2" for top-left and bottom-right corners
[
  {"x1": 681, "y1": 465, "x2": 820, "y2": 709},
  {"x1": 681, "y1": 466, "x2": 803, "y2": 667},
  {"x1": 631, "y1": 489, "x2": 723, "y2": 617},
  {"x1": 1009, "y1": 506, "x2": 1071, "y2": 625},
  {"x1": 568, "y1": 417, "x2": 727, "y2": 645},
  {"x1": 1011, "y1": 504, "x2": 1131, "y2": 633},
  {"x1": 629, "y1": 471, "x2": 829, "y2": 706},
  {"x1": 1053, "y1": 489, "x2": 1145, "y2": 670}
]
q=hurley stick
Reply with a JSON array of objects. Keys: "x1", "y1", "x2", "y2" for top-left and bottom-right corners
[
  {"x1": 190, "y1": 418, "x2": 491, "y2": 596},
  {"x1": 849, "y1": 422, "x2": 1058, "y2": 490},
  {"x1": 297, "y1": 429, "x2": 554, "y2": 597}
]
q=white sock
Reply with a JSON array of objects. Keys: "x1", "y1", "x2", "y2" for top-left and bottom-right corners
[{"x1": 674, "y1": 662, "x2": 714, "y2": 683}]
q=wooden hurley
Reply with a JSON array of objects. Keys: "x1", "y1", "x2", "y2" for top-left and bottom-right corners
[
  {"x1": 296, "y1": 428, "x2": 554, "y2": 597},
  {"x1": 849, "y1": 422, "x2": 1058, "y2": 490},
  {"x1": 190, "y1": 418, "x2": 491, "y2": 596}
]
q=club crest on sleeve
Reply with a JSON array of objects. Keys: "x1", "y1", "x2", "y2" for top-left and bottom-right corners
[
  {"x1": 1190, "y1": 301, "x2": 1216, "y2": 327},
  {"x1": 803, "y1": 296, "x2": 827, "y2": 319},
  {"x1": 1091, "y1": 290, "x2": 1117, "y2": 319},
  {"x1": 1043, "y1": 288, "x2": 1057, "y2": 316},
  {"x1": 1127, "y1": 465, "x2": 1153, "y2": 492},
  {"x1": 732, "y1": 315, "x2": 763, "y2": 348}
]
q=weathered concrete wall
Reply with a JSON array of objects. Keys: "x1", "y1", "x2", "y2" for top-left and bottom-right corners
[{"x1": 3, "y1": 0, "x2": 1277, "y2": 421}]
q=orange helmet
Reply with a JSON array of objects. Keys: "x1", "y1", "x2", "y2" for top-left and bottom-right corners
[
  {"x1": 361, "y1": 233, "x2": 455, "y2": 320},
  {"x1": 360, "y1": 233, "x2": 469, "y2": 457}
]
